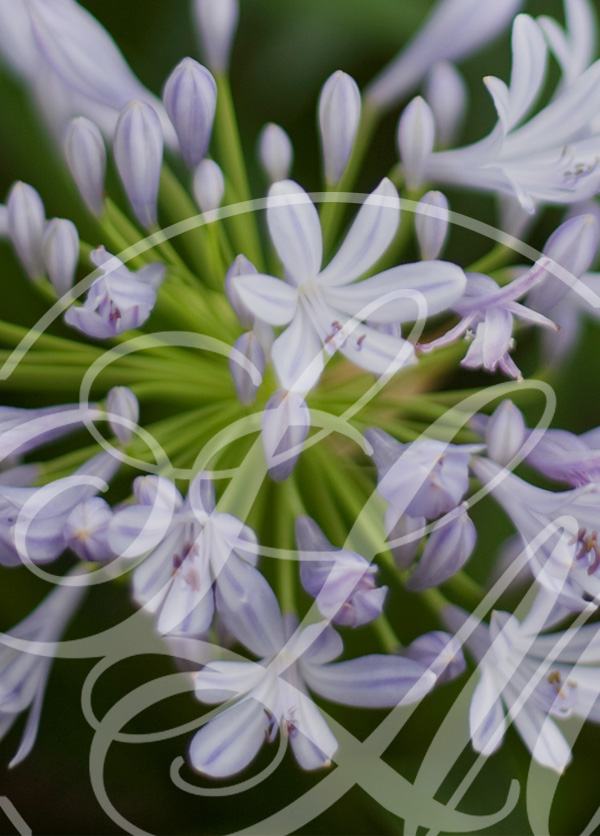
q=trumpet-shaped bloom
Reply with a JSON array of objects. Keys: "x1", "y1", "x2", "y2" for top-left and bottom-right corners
[
  {"x1": 108, "y1": 473, "x2": 264, "y2": 638},
  {"x1": 424, "y1": 13, "x2": 600, "y2": 211},
  {"x1": 231, "y1": 179, "x2": 466, "y2": 392},
  {"x1": 64, "y1": 246, "x2": 164, "y2": 339},
  {"x1": 444, "y1": 598, "x2": 600, "y2": 772},
  {"x1": 191, "y1": 601, "x2": 436, "y2": 776},
  {"x1": 0, "y1": 571, "x2": 88, "y2": 767}
]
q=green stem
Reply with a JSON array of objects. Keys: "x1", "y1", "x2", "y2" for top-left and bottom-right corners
[
  {"x1": 372, "y1": 614, "x2": 402, "y2": 653},
  {"x1": 217, "y1": 436, "x2": 267, "y2": 520},
  {"x1": 468, "y1": 243, "x2": 515, "y2": 274},
  {"x1": 275, "y1": 480, "x2": 298, "y2": 614},
  {"x1": 213, "y1": 76, "x2": 264, "y2": 270}
]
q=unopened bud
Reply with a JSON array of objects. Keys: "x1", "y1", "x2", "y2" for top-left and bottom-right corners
[
  {"x1": 415, "y1": 190, "x2": 449, "y2": 260},
  {"x1": 229, "y1": 332, "x2": 265, "y2": 405},
  {"x1": 485, "y1": 400, "x2": 526, "y2": 465},
  {"x1": 113, "y1": 101, "x2": 164, "y2": 229},
  {"x1": 225, "y1": 255, "x2": 258, "y2": 328},
  {"x1": 63, "y1": 117, "x2": 106, "y2": 217},
  {"x1": 425, "y1": 62, "x2": 467, "y2": 148},
  {"x1": 397, "y1": 96, "x2": 435, "y2": 192},
  {"x1": 193, "y1": 159, "x2": 225, "y2": 213},
  {"x1": 407, "y1": 509, "x2": 476, "y2": 591},
  {"x1": 193, "y1": 0, "x2": 239, "y2": 73},
  {"x1": 43, "y1": 218, "x2": 79, "y2": 296},
  {"x1": 7, "y1": 181, "x2": 46, "y2": 280},
  {"x1": 319, "y1": 71, "x2": 361, "y2": 186},
  {"x1": 258, "y1": 123, "x2": 293, "y2": 183},
  {"x1": 106, "y1": 387, "x2": 139, "y2": 445},
  {"x1": 262, "y1": 389, "x2": 309, "y2": 481},
  {"x1": 163, "y1": 58, "x2": 217, "y2": 169}
]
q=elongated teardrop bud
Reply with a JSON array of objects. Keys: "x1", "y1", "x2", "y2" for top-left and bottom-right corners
[
  {"x1": 425, "y1": 62, "x2": 467, "y2": 149},
  {"x1": 407, "y1": 509, "x2": 476, "y2": 591},
  {"x1": 485, "y1": 400, "x2": 526, "y2": 466},
  {"x1": 415, "y1": 190, "x2": 449, "y2": 260},
  {"x1": 193, "y1": 159, "x2": 225, "y2": 213},
  {"x1": 106, "y1": 387, "x2": 139, "y2": 445},
  {"x1": 63, "y1": 117, "x2": 106, "y2": 217},
  {"x1": 193, "y1": 0, "x2": 239, "y2": 74},
  {"x1": 163, "y1": 58, "x2": 217, "y2": 169},
  {"x1": 258, "y1": 123, "x2": 293, "y2": 183},
  {"x1": 397, "y1": 97, "x2": 435, "y2": 193},
  {"x1": 319, "y1": 71, "x2": 361, "y2": 186},
  {"x1": 113, "y1": 101, "x2": 163, "y2": 229},
  {"x1": 7, "y1": 181, "x2": 46, "y2": 280},
  {"x1": 42, "y1": 218, "x2": 79, "y2": 296},
  {"x1": 230, "y1": 332, "x2": 265, "y2": 405}
]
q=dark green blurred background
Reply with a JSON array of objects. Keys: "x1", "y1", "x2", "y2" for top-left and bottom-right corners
[{"x1": 1, "y1": 1, "x2": 600, "y2": 834}]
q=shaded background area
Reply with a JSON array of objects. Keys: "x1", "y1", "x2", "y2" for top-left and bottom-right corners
[{"x1": 1, "y1": 1, "x2": 600, "y2": 834}]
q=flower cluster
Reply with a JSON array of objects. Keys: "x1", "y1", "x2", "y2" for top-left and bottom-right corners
[{"x1": 1, "y1": 0, "x2": 600, "y2": 832}]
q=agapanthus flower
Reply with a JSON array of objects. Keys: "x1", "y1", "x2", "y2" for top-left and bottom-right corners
[
  {"x1": 232, "y1": 178, "x2": 466, "y2": 392},
  {"x1": 444, "y1": 597, "x2": 600, "y2": 772},
  {"x1": 190, "y1": 590, "x2": 436, "y2": 776},
  {"x1": 64, "y1": 246, "x2": 164, "y2": 339}
]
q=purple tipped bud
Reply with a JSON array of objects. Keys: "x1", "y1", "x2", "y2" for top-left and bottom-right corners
[
  {"x1": 397, "y1": 96, "x2": 435, "y2": 192},
  {"x1": 229, "y1": 332, "x2": 265, "y2": 405},
  {"x1": 425, "y1": 62, "x2": 467, "y2": 148},
  {"x1": 485, "y1": 400, "x2": 526, "y2": 466},
  {"x1": 225, "y1": 255, "x2": 258, "y2": 327},
  {"x1": 113, "y1": 101, "x2": 163, "y2": 229},
  {"x1": 415, "y1": 190, "x2": 449, "y2": 260},
  {"x1": 193, "y1": 0, "x2": 239, "y2": 74},
  {"x1": 384, "y1": 509, "x2": 425, "y2": 569},
  {"x1": 407, "y1": 509, "x2": 476, "y2": 591},
  {"x1": 42, "y1": 218, "x2": 79, "y2": 296},
  {"x1": 65, "y1": 497, "x2": 114, "y2": 562},
  {"x1": 258, "y1": 123, "x2": 293, "y2": 183},
  {"x1": 63, "y1": 117, "x2": 106, "y2": 217},
  {"x1": 163, "y1": 58, "x2": 217, "y2": 169},
  {"x1": 106, "y1": 387, "x2": 139, "y2": 445},
  {"x1": 405, "y1": 631, "x2": 466, "y2": 684},
  {"x1": 529, "y1": 214, "x2": 599, "y2": 312},
  {"x1": 319, "y1": 71, "x2": 362, "y2": 186},
  {"x1": 193, "y1": 159, "x2": 225, "y2": 213},
  {"x1": 7, "y1": 181, "x2": 46, "y2": 280},
  {"x1": 262, "y1": 390, "x2": 309, "y2": 481}
]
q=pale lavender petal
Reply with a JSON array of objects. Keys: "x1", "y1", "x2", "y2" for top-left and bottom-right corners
[
  {"x1": 215, "y1": 553, "x2": 285, "y2": 657},
  {"x1": 303, "y1": 655, "x2": 435, "y2": 707},
  {"x1": 470, "y1": 669, "x2": 506, "y2": 755},
  {"x1": 511, "y1": 701, "x2": 572, "y2": 772},
  {"x1": 230, "y1": 331, "x2": 265, "y2": 405},
  {"x1": 271, "y1": 308, "x2": 324, "y2": 393},
  {"x1": 267, "y1": 181, "x2": 322, "y2": 285},
  {"x1": 64, "y1": 496, "x2": 114, "y2": 562},
  {"x1": 405, "y1": 632, "x2": 466, "y2": 685},
  {"x1": 324, "y1": 260, "x2": 466, "y2": 323},
  {"x1": 189, "y1": 697, "x2": 270, "y2": 778},
  {"x1": 287, "y1": 689, "x2": 338, "y2": 769},
  {"x1": 232, "y1": 274, "x2": 298, "y2": 326},
  {"x1": 407, "y1": 509, "x2": 476, "y2": 591},
  {"x1": 261, "y1": 390, "x2": 310, "y2": 481},
  {"x1": 318, "y1": 178, "x2": 400, "y2": 286},
  {"x1": 194, "y1": 660, "x2": 264, "y2": 704},
  {"x1": 106, "y1": 386, "x2": 139, "y2": 445}
]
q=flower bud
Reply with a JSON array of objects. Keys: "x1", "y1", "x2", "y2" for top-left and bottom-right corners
[
  {"x1": 415, "y1": 190, "x2": 449, "y2": 260},
  {"x1": 225, "y1": 255, "x2": 258, "y2": 327},
  {"x1": 133, "y1": 474, "x2": 183, "y2": 512},
  {"x1": 405, "y1": 631, "x2": 466, "y2": 684},
  {"x1": 319, "y1": 71, "x2": 361, "y2": 186},
  {"x1": 425, "y1": 62, "x2": 467, "y2": 148},
  {"x1": 106, "y1": 387, "x2": 139, "y2": 445},
  {"x1": 63, "y1": 117, "x2": 106, "y2": 217},
  {"x1": 65, "y1": 497, "x2": 114, "y2": 562},
  {"x1": 258, "y1": 123, "x2": 293, "y2": 183},
  {"x1": 384, "y1": 508, "x2": 425, "y2": 569},
  {"x1": 193, "y1": 159, "x2": 225, "y2": 213},
  {"x1": 528, "y1": 214, "x2": 600, "y2": 312},
  {"x1": 397, "y1": 96, "x2": 435, "y2": 192},
  {"x1": 7, "y1": 181, "x2": 46, "y2": 280},
  {"x1": 262, "y1": 389, "x2": 309, "y2": 481},
  {"x1": 229, "y1": 332, "x2": 265, "y2": 405},
  {"x1": 42, "y1": 218, "x2": 79, "y2": 296},
  {"x1": 113, "y1": 101, "x2": 163, "y2": 229},
  {"x1": 407, "y1": 509, "x2": 476, "y2": 591},
  {"x1": 163, "y1": 58, "x2": 217, "y2": 169},
  {"x1": 193, "y1": 0, "x2": 239, "y2": 73},
  {"x1": 485, "y1": 400, "x2": 526, "y2": 466}
]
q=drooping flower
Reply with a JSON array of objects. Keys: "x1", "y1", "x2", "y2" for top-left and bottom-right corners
[
  {"x1": 190, "y1": 593, "x2": 436, "y2": 776},
  {"x1": 231, "y1": 178, "x2": 466, "y2": 392},
  {"x1": 64, "y1": 246, "x2": 164, "y2": 339},
  {"x1": 295, "y1": 516, "x2": 387, "y2": 627},
  {"x1": 0, "y1": 570, "x2": 89, "y2": 767}
]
